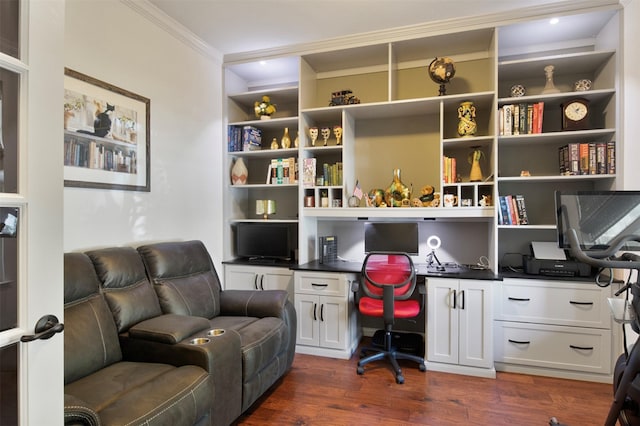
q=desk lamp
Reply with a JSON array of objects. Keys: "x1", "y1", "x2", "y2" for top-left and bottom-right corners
[
  {"x1": 256, "y1": 199, "x2": 276, "y2": 220},
  {"x1": 425, "y1": 235, "x2": 442, "y2": 268}
]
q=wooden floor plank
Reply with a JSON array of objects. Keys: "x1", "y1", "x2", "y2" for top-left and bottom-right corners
[{"x1": 234, "y1": 342, "x2": 613, "y2": 426}]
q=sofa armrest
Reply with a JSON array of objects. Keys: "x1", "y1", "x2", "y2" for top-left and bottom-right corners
[
  {"x1": 64, "y1": 393, "x2": 101, "y2": 426},
  {"x1": 128, "y1": 314, "x2": 211, "y2": 344},
  {"x1": 220, "y1": 289, "x2": 288, "y2": 318}
]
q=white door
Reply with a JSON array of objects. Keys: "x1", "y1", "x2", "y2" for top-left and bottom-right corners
[
  {"x1": 458, "y1": 280, "x2": 493, "y2": 368},
  {"x1": 427, "y1": 278, "x2": 459, "y2": 364},
  {"x1": 0, "y1": 1, "x2": 65, "y2": 424}
]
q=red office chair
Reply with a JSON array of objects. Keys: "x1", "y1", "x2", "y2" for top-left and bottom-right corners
[{"x1": 356, "y1": 252, "x2": 426, "y2": 384}]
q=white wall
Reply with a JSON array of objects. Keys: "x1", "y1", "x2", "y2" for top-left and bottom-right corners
[
  {"x1": 622, "y1": 0, "x2": 640, "y2": 190},
  {"x1": 63, "y1": 0, "x2": 224, "y2": 269}
]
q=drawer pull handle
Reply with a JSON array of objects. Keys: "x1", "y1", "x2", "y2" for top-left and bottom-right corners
[
  {"x1": 508, "y1": 297, "x2": 530, "y2": 302},
  {"x1": 508, "y1": 339, "x2": 530, "y2": 345},
  {"x1": 311, "y1": 283, "x2": 328, "y2": 287},
  {"x1": 570, "y1": 345, "x2": 594, "y2": 351},
  {"x1": 569, "y1": 301, "x2": 594, "y2": 306}
]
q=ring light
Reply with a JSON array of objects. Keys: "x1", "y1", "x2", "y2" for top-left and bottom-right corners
[{"x1": 427, "y1": 235, "x2": 441, "y2": 250}]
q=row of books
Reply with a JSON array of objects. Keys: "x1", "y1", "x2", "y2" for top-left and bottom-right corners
[
  {"x1": 267, "y1": 158, "x2": 298, "y2": 184},
  {"x1": 228, "y1": 125, "x2": 262, "y2": 152},
  {"x1": 64, "y1": 137, "x2": 137, "y2": 174},
  {"x1": 558, "y1": 141, "x2": 615, "y2": 175},
  {"x1": 442, "y1": 156, "x2": 458, "y2": 183},
  {"x1": 301, "y1": 158, "x2": 343, "y2": 187},
  {"x1": 498, "y1": 194, "x2": 529, "y2": 226},
  {"x1": 499, "y1": 102, "x2": 544, "y2": 136}
]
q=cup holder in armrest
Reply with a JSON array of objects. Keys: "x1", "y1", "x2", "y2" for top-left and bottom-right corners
[
  {"x1": 189, "y1": 337, "x2": 211, "y2": 345},
  {"x1": 207, "y1": 329, "x2": 225, "y2": 337}
]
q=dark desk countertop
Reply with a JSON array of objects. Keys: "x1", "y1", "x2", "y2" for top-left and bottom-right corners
[{"x1": 291, "y1": 260, "x2": 501, "y2": 281}]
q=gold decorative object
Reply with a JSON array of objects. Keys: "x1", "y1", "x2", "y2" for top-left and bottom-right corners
[
  {"x1": 333, "y1": 125, "x2": 343, "y2": 145},
  {"x1": 457, "y1": 101, "x2": 477, "y2": 137},
  {"x1": 294, "y1": 131, "x2": 299, "y2": 148},
  {"x1": 468, "y1": 146, "x2": 484, "y2": 182},
  {"x1": 281, "y1": 127, "x2": 291, "y2": 149},
  {"x1": 256, "y1": 199, "x2": 276, "y2": 219},
  {"x1": 254, "y1": 95, "x2": 276, "y2": 119},
  {"x1": 384, "y1": 168, "x2": 411, "y2": 207},
  {"x1": 270, "y1": 138, "x2": 279, "y2": 150}
]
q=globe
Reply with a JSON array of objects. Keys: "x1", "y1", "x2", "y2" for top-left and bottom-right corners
[{"x1": 428, "y1": 57, "x2": 456, "y2": 96}]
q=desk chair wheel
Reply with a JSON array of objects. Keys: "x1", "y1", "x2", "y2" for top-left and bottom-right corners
[
  {"x1": 396, "y1": 374, "x2": 404, "y2": 384},
  {"x1": 357, "y1": 366, "x2": 364, "y2": 375},
  {"x1": 419, "y1": 363, "x2": 426, "y2": 372}
]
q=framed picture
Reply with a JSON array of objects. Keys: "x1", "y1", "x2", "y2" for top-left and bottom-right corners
[{"x1": 63, "y1": 68, "x2": 150, "y2": 191}]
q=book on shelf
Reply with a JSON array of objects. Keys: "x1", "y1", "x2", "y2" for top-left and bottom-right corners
[
  {"x1": 558, "y1": 141, "x2": 615, "y2": 175},
  {"x1": 321, "y1": 162, "x2": 343, "y2": 186},
  {"x1": 498, "y1": 194, "x2": 529, "y2": 225},
  {"x1": 442, "y1": 156, "x2": 457, "y2": 183},
  {"x1": 302, "y1": 158, "x2": 316, "y2": 187},
  {"x1": 266, "y1": 157, "x2": 297, "y2": 185},
  {"x1": 498, "y1": 102, "x2": 544, "y2": 136},
  {"x1": 227, "y1": 125, "x2": 262, "y2": 152}
]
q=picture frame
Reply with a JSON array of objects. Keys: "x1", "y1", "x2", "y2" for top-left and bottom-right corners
[{"x1": 63, "y1": 68, "x2": 150, "y2": 191}]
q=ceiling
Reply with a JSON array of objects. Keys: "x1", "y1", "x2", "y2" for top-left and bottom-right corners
[{"x1": 146, "y1": 0, "x2": 574, "y2": 57}]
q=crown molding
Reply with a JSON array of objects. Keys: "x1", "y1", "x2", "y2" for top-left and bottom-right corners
[
  {"x1": 120, "y1": 0, "x2": 223, "y2": 64},
  {"x1": 224, "y1": 0, "x2": 622, "y2": 65}
]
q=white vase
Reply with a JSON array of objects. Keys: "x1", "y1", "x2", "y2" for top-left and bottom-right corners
[{"x1": 231, "y1": 158, "x2": 248, "y2": 185}]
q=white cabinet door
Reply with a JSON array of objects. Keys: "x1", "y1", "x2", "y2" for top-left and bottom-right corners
[
  {"x1": 427, "y1": 278, "x2": 493, "y2": 368},
  {"x1": 427, "y1": 278, "x2": 459, "y2": 364},
  {"x1": 318, "y1": 295, "x2": 348, "y2": 350},
  {"x1": 459, "y1": 280, "x2": 493, "y2": 368},
  {"x1": 296, "y1": 294, "x2": 320, "y2": 346},
  {"x1": 224, "y1": 264, "x2": 294, "y2": 302}
]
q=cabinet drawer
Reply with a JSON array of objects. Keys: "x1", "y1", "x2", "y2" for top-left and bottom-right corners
[
  {"x1": 295, "y1": 272, "x2": 354, "y2": 297},
  {"x1": 497, "y1": 279, "x2": 610, "y2": 328},
  {"x1": 494, "y1": 321, "x2": 611, "y2": 374}
]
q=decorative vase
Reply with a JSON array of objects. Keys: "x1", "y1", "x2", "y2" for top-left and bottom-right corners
[
  {"x1": 457, "y1": 101, "x2": 477, "y2": 137},
  {"x1": 231, "y1": 157, "x2": 248, "y2": 185},
  {"x1": 384, "y1": 169, "x2": 411, "y2": 207},
  {"x1": 270, "y1": 138, "x2": 279, "y2": 150},
  {"x1": 468, "y1": 146, "x2": 484, "y2": 182},
  {"x1": 541, "y1": 65, "x2": 560, "y2": 94},
  {"x1": 281, "y1": 127, "x2": 291, "y2": 149},
  {"x1": 294, "y1": 131, "x2": 299, "y2": 148}
]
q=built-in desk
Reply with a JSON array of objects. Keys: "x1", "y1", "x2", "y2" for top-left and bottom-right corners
[{"x1": 291, "y1": 260, "x2": 499, "y2": 377}]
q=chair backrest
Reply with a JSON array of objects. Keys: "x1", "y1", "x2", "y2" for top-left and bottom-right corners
[
  {"x1": 361, "y1": 252, "x2": 416, "y2": 301},
  {"x1": 87, "y1": 246, "x2": 163, "y2": 333},
  {"x1": 64, "y1": 253, "x2": 122, "y2": 384},
  {"x1": 137, "y1": 240, "x2": 222, "y2": 319}
]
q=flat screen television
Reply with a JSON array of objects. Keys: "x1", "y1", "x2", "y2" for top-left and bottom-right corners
[
  {"x1": 235, "y1": 223, "x2": 291, "y2": 261},
  {"x1": 555, "y1": 190, "x2": 640, "y2": 251},
  {"x1": 364, "y1": 222, "x2": 419, "y2": 255}
]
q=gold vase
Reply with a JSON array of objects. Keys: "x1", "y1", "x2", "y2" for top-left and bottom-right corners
[
  {"x1": 385, "y1": 169, "x2": 411, "y2": 207},
  {"x1": 468, "y1": 146, "x2": 484, "y2": 182},
  {"x1": 281, "y1": 127, "x2": 291, "y2": 149}
]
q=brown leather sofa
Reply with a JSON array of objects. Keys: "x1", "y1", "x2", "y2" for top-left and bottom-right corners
[
  {"x1": 71, "y1": 240, "x2": 296, "y2": 426},
  {"x1": 63, "y1": 252, "x2": 214, "y2": 426}
]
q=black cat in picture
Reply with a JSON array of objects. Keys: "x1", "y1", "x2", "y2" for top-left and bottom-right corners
[{"x1": 78, "y1": 101, "x2": 115, "y2": 138}]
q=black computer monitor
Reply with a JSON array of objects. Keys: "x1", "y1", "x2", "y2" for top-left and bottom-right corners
[{"x1": 364, "y1": 222, "x2": 419, "y2": 255}]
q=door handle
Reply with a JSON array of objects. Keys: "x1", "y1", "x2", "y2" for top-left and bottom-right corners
[{"x1": 20, "y1": 315, "x2": 64, "y2": 343}]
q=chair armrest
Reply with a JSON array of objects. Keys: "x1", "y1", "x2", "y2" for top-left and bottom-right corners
[
  {"x1": 128, "y1": 314, "x2": 210, "y2": 344},
  {"x1": 220, "y1": 289, "x2": 288, "y2": 318},
  {"x1": 64, "y1": 394, "x2": 101, "y2": 426}
]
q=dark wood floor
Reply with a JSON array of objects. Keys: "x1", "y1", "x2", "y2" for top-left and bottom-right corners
[{"x1": 235, "y1": 342, "x2": 613, "y2": 426}]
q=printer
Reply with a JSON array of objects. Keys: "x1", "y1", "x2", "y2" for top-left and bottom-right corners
[{"x1": 523, "y1": 241, "x2": 592, "y2": 278}]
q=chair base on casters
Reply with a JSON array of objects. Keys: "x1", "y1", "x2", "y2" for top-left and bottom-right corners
[{"x1": 357, "y1": 330, "x2": 426, "y2": 384}]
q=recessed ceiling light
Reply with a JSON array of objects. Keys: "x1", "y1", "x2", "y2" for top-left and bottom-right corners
[
  {"x1": 549, "y1": 17, "x2": 559, "y2": 25},
  {"x1": 259, "y1": 60, "x2": 267, "y2": 65}
]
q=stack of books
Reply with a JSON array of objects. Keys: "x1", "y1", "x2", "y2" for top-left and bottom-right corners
[
  {"x1": 498, "y1": 102, "x2": 544, "y2": 136},
  {"x1": 267, "y1": 157, "x2": 297, "y2": 184},
  {"x1": 498, "y1": 194, "x2": 529, "y2": 225},
  {"x1": 442, "y1": 156, "x2": 457, "y2": 183},
  {"x1": 558, "y1": 141, "x2": 616, "y2": 175}
]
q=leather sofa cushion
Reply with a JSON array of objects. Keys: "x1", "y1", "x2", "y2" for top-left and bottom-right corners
[
  {"x1": 65, "y1": 361, "x2": 213, "y2": 426},
  {"x1": 138, "y1": 241, "x2": 222, "y2": 319},
  {"x1": 64, "y1": 253, "x2": 123, "y2": 385},
  {"x1": 129, "y1": 314, "x2": 211, "y2": 344},
  {"x1": 87, "y1": 247, "x2": 163, "y2": 332}
]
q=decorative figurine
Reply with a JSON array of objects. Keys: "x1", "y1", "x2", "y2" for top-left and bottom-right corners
[
  {"x1": 510, "y1": 84, "x2": 526, "y2": 97},
  {"x1": 574, "y1": 78, "x2": 592, "y2": 91},
  {"x1": 468, "y1": 146, "x2": 484, "y2": 182},
  {"x1": 329, "y1": 90, "x2": 360, "y2": 106},
  {"x1": 333, "y1": 125, "x2": 343, "y2": 145},
  {"x1": 320, "y1": 127, "x2": 331, "y2": 146},
  {"x1": 309, "y1": 127, "x2": 318, "y2": 146}
]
